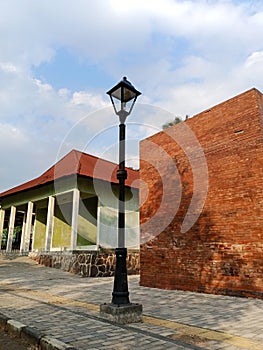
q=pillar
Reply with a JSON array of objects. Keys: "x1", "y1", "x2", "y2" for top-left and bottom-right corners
[
  {"x1": 70, "y1": 189, "x2": 79, "y2": 251},
  {"x1": 6, "y1": 206, "x2": 16, "y2": 252},
  {"x1": 45, "y1": 196, "x2": 55, "y2": 252},
  {"x1": 19, "y1": 212, "x2": 27, "y2": 254},
  {"x1": 96, "y1": 205, "x2": 101, "y2": 247},
  {"x1": 20, "y1": 202, "x2": 34, "y2": 254},
  {"x1": 0, "y1": 209, "x2": 5, "y2": 249},
  {"x1": 23, "y1": 202, "x2": 34, "y2": 253}
]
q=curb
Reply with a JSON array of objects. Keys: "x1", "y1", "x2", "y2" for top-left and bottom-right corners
[{"x1": 0, "y1": 313, "x2": 77, "y2": 350}]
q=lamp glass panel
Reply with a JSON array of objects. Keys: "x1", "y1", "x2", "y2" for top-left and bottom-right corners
[
  {"x1": 111, "y1": 87, "x2": 122, "y2": 101},
  {"x1": 111, "y1": 87, "x2": 137, "y2": 103},
  {"x1": 111, "y1": 95, "x2": 121, "y2": 113},
  {"x1": 123, "y1": 88, "x2": 137, "y2": 102}
]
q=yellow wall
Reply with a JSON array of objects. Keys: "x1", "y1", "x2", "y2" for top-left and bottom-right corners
[
  {"x1": 33, "y1": 207, "x2": 47, "y2": 250},
  {"x1": 52, "y1": 202, "x2": 71, "y2": 248},
  {"x1": 77, "y1": 196, "x2": 97, "y2": 246}
]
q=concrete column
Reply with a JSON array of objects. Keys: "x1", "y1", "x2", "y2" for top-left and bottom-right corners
[
  {"x1": 6, "y1": 206, "x2": 16, "y2": 252},
  {"x1": 45, "y1": 196, "x2": 55, "y2": 252},
  {"x1": 0, "y1": 209, "x2": 5, "y2": 249},
  {"x1": 19, "y1": 212, "x2": 27, "y2": 254},
  {"x1": 70, "y1": 189, "x2": 79, "y2": 251},
  {"x1": 96, "y1": 205, "x2": 100, "y2": 247},
  {"x1": 24, "y1": 202, "x2": 34, "y2": 253}
]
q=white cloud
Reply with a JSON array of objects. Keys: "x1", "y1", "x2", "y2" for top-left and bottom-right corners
[
  {"x1": 0, "y1": 62, "x2": 20, "y2": 74},
  {"x1": 70, "y1": 91, "x2": 108, "y2": 109},
  {"x1": 245, "y1": 51, "x2": 263, "y2": 67},
  {"x1": 0, "y1": 123, "x2": 27, "y2": 146},
  {"x1": 0, "y1": 0, "x2": 263, "y2": 191}
]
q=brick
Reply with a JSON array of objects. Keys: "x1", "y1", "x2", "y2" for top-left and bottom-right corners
[{"x1": 140, "y1": 88, "x2": 263, "y2": 299}]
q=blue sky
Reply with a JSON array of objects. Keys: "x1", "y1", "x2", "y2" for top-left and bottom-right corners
[
  {"x1": 32, "y1": 47, "x2": 113, "y2": 91},
  {"x1": 0, "y1": 0, "x2": 263, "y2": 191}
]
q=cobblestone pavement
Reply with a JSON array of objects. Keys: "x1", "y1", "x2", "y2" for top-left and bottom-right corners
[{"x1": 0, "y1": 255, "x2": 262, "y2": 350}]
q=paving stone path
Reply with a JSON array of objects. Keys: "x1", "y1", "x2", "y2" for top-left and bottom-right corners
[{"x1": 0, "y1": 255, "x2": 262, "y2": 349}]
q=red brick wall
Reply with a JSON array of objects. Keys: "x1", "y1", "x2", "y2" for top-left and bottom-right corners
[{"x1": 140, "y1": 88, "x2": 263, "y2": 298}]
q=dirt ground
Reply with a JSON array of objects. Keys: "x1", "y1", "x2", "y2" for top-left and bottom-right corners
[{"x1": 0, "y1": 328, "x2": 37, "y2": 350}]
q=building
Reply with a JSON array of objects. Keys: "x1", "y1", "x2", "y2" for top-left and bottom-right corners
[
  {"x1": 140, "y1": 88, "x2": 263, "y2": 298},
  {"x1": 0, "y1": 150, "x2": 140, "y2": 276}
]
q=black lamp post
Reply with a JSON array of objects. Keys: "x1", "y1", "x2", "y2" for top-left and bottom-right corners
[{"x1": 107, "y1": 77, "x2": 141, "y2": 305}]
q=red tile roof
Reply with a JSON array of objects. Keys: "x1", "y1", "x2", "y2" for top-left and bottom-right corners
[{"x1": 0, "y1": 150, "x2": 139, "y2": 197}]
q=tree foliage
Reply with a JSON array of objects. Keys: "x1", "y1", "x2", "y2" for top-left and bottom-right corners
[
  {"x1": 162, "y1": 115, "x2": 190, "y2": 130},
  {"x1": 1, "y1": 226, "x2": 22, "y2": 248},
  {"x1": 162, "y1": 116, "x2": 183, "y2": 129}
]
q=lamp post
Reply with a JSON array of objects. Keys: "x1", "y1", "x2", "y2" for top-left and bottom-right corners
[
  {"x1": 107, "y1": 77, "x2": 141, "y2": 305},
  {"x1": 100, "y1": 77, "x2": 142, "y2": 324}
]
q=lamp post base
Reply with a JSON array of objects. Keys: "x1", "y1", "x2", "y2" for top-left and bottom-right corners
[
  {"x1": 111, "y1": 247, "x2": 130, "y2": 305},
  {"x1": 100, "y1": 303, "x2": 142, "y2": 324}
]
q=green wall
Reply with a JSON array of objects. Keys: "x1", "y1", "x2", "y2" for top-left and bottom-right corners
[{"x1": 97, "y1": 182, "x2": 139, "y2": 249}]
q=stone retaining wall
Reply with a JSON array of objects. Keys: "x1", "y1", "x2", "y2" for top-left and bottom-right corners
[{"x1": 29, "y1": 250, "x2": 140, "y2": 277}]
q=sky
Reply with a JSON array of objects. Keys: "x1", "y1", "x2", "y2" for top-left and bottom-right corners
[{"x1": 0, "y1": 0, "x2": 263, "y2": 192}]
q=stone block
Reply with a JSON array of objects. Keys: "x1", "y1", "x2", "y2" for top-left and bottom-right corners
[
  {"x1": 6, "y1": 319, "x2": 26, "y2": 336},
  {"x1": 40, "y1": 335, "x2": 73, "y2": 350},
  {"x1": 21, "y1": 325, "x2": 43, "y2": 345},
  {"x1": 100, "y1": 303, "x2": 142, "y2": 324}
]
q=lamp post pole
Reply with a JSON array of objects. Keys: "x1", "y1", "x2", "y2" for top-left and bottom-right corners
[
  {"x1": 112, "y1": 111, "x2": 129, "y2": 304},
  {"x1": 100, "y1": 77, "x2": 142, "y2": 323}
]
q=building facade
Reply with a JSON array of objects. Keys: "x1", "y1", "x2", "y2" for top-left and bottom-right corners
[
  {"x1": 140, "y1": 88, "x2": 263, "y2": 298},
  {"x1": 0, "y1": 150, "x2": 140, "y2": 275}
]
